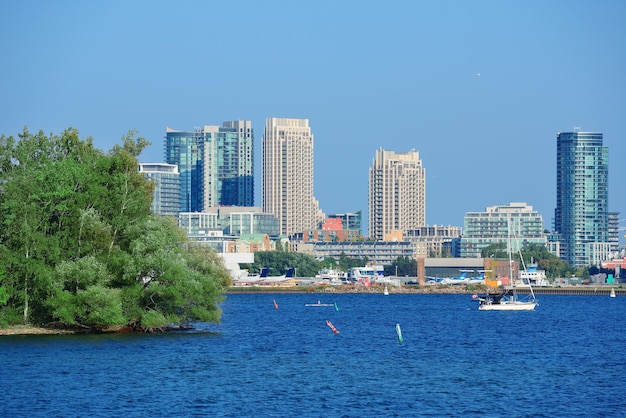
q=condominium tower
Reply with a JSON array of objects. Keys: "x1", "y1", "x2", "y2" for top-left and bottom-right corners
[
  {"x1": 165, "y1": 121, "x2": 253, "y2": 212},
  {"x1": 138, "y1": 163, "x2": 180, "y2": 217},
  {"x1": 554, "y1": 131, "x2": 609, "y2": 267},
  {"x1": 369, "y1": 148, "x2": 426, "y2": 240},
  {"x1": 459, "y1": 202, "x2": 546, "y2": 258},
  {"x1": 262, "y1": 118, "x2": 323, "y2": 236}
]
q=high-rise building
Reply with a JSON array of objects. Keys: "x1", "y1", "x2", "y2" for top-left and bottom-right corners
[
  {"x1": 165, "y1": 121, "x2": 253, "y2": 212},
  {"x1": 165, "y1": 127, "x2": 205, "y2": 212},
  {"x1": 554, "y1": 131, "x2": 609, "y2": 267},
  {"x1": 368, "y1": 148, "x2": 426, "y2": 241},
  {"x1": 262, "y1": 118, "x2": 323, "y2": 236},
  {"x1": 139, "y1": 163, "x2": 180, "y2": 217}
]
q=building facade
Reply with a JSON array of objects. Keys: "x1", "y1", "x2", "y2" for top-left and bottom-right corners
[
  {"x1": 139, "y1": 163, "x2": 180, "y2": 217},
  {"x1": 178, "y1": 207, "x2": 279, "y2": 238},
  {"x1": 459, "y1": 202, "x2": 547, "y2": 258},
  {"x1": 262, "y1": 118, "x2": 323, "y2": 236},
  {"x1": 164, "y1": 121, "x2": 253, "y2": 212},
  {"x1": 327, "y1": 211, "x2": 363, "y2": 235},
  {"x1": 165, "y1": 127, "x2": 205, "y2": 212},
  {"x1": 369, "y1": 149, "x2": 426, "y2": 241},
  {"x1": 554, "y1": 131, "x2": 609, "y2": 267},
  {"x1": 404, "y1": 225, "x2": 463, "y2": 258},
  {"x1": 202, "y1": 121, "x2": 254, "y2": 208},
  {"x1": 294, "y1": 241, "x2": 416, "y2": 266}
]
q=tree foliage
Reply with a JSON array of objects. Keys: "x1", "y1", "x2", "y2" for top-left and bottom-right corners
[
  {"x1": 383, "y1": 256, "x2": 417, "y2": 276},
  {"x1": 0, "y1": 127, "x2": 229, "y2": 330}
]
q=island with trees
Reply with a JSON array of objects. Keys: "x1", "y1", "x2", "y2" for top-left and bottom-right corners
[{"x1": 0, "y1": 128, "x2": 230, "y2": 334}]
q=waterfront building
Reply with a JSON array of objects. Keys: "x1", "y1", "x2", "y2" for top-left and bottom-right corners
[
  {"x1": 369, "y1": 149, "x2": 426, "y2": 241},
  {"x1": 327, "y1": 211, "x2": 363, "y2": 235},
  {"x1": 554, "y1": 131, "x2": 610, "y2": 267},
  {"x1": 262, "y1": 118, "x2": 324, "y2": 236},
  {"x1": 404, "y1": 225, "x2": 463, "y2": 258},
  {"x1": 459, "y1": 202, "x2": 547, "y2": 258},
  {"x1": 138, "y1": 163, "x2": 180, "y2": 217},
  {"x1": 165, "y1": 121, "x2": 253, "y2": 212},
  {"x1": 178, "y1": 206, "x2": 279, "y2": 238},
  {"x1": 293, "y1": 240, "x2": 415, "y2": 266},
  {"x1": 218, "y1": 206, "x2": 280, "y2": 238},
  {"x1": 178, "y1": 211, "x2": 220, "y2": 236}
]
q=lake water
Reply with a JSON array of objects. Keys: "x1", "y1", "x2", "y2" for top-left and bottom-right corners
[{"x1": 1, "y1": 293, "x2": 625, "y2": 417}]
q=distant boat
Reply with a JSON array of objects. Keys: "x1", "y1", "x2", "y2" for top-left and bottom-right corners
[
  {"x1": 305, "y1": 300, "x2": 335, "y2": 307},
  {"x1": 610, "y1": 288, "x2": 616, "y2": 298},
  {"x1": 383, "y1": 285, "x2": 389, "y2": 296}
]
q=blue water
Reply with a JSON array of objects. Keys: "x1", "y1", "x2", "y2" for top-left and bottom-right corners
[{"x1": 1, "y1": 294, "x2": 625, "y2": 417}]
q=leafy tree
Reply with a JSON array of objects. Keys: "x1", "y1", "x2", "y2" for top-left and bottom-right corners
[
  {"x1": 384, "y1": 256, "x2": 417, "y2": 276},
  {"x1": 0, "y1": 127, "x2": 228, "y2": 331}
]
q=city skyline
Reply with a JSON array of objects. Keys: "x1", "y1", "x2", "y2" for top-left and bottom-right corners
[{"x1": 1, "y1": 2, "x2": 624, "y2": 235}]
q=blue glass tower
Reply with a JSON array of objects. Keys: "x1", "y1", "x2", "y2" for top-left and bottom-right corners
[
  {"x1": 165, "y1": 121, "x2": 254, "y2": 212},
  {"x1": 165, "y1": 128, "x2": 205, "y2": 212},
  {"x1": 554, "y1": 131, "x2": 609, "y2": 267}
]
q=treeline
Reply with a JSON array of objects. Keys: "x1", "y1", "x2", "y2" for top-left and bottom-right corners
[{"x1": 0, "y1": 128, "x2": 230, "y2": 331}]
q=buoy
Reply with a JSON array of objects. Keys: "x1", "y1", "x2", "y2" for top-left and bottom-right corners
[
  {"x1": 326, "y1": 320, "x2": 340, "y2": 334},
  {"x1": 334, "y1": 302, "x2": 339, "y2": 311},
  {"x1": 396, "y1": 323, "x2": 403, "y2": 343},
  {"x1": 273, "y1": 299, "x2": 278, "y2": 309}
]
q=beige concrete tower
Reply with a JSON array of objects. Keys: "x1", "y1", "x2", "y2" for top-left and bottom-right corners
[
  {"x1": 369, "y1": 148, "x2": 426, "y2": 240},
  {"x1": 262, "y1": 118, "x2": 323, "y2": 236}
]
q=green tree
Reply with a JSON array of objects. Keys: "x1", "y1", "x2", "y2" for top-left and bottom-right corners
[
  {"x1": 0, "y1": 127, "x2": 228, "y2": 331},
  {"x1": 384, "y1": 256, "x2": 417, "y2": 276}
]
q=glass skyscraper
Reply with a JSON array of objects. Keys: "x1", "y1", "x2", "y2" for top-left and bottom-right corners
[
  {"x1": 554, "y1": 131, "x2": 609, "y2": 267},
  {"x1": 165, "y1": 121, "x2": 253, "y2": 212}
]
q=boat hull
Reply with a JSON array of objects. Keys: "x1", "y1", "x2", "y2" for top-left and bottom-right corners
[{"x1": 478, "y1": 301, "x2": 537, "y2": 311}]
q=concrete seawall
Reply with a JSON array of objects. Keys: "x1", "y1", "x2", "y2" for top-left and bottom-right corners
[{"x1": 227, "y1": 285, "x2": 625, "y2": 296}]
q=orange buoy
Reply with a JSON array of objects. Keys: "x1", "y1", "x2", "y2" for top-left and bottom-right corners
[{"x1": 326, "y1": 320, "x2": 340, "y2": 334}]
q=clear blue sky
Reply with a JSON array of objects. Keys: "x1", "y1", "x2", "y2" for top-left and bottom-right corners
[{"x1": 2, "y1": 1, "x2": 625, "y2": 237}]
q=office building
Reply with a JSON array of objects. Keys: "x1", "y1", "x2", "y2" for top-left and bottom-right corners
[
  {"x1": 554, "y1": 131, "x2": 609, "y2": 267},
  {"x1": 139, "y1": 163, "x2": 180, "y2": 217},
  {"x1": 369, "y1": 149, "x2": 426, "y2": 241},
  {"x1": 262, "y1": 118, "x2": 323, "y2": 236},
  {"x1": 164, "y1": 121, "x2": 253, "y2": 212},
  {"x1": 459, "y1": 202, "x2": 546, "y2": 258}
]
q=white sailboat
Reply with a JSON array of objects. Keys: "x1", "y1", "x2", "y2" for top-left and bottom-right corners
[
  {"x1": 477, "y1": 217, "x2": 537, "y2": 311},
  {"x1": 383, "y1": 284, "x2": 389, "y2": 296},
  {"x1": 610, "y1": 288, "x2": 616, "y2": 298}
]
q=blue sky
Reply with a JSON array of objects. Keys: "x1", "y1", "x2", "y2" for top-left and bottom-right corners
[{"x1": 2, "y1": 1, "x2": 625, "y2": 237}]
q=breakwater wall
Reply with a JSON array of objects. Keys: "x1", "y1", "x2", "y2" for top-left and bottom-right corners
[
  {"x1": 515, "y1": 287, "x2": 625, "y2": 296},
  {"x1": 227, "y1": 285, "x2": 625, "y2": 296}
]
